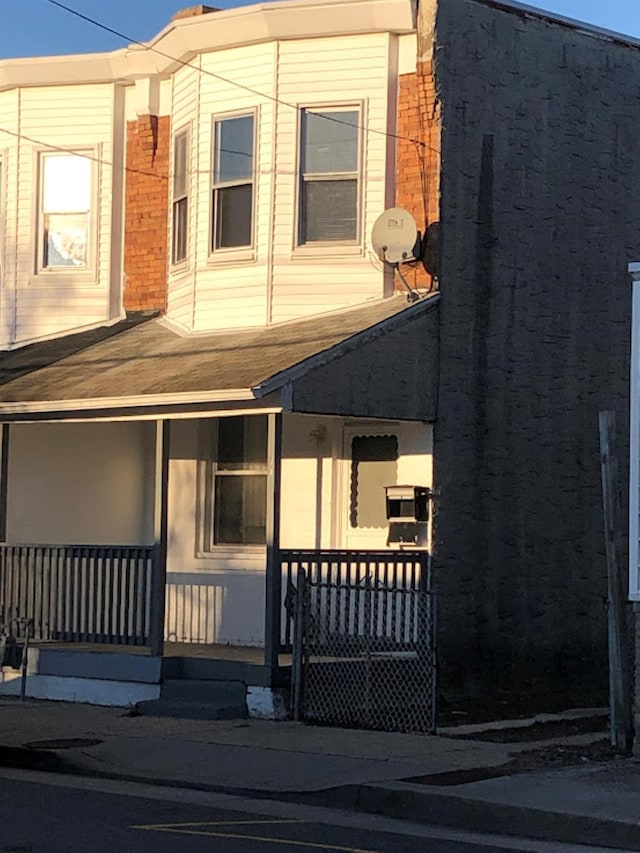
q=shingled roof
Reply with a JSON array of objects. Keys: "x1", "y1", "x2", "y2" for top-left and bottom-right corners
[{"x1": 0, "y1": 294, "x2": 437, "y2": 407}]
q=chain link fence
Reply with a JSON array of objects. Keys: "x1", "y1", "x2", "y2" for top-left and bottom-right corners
[{"x1": 289, "y1": 551, "x2": 436, "y2": 733}]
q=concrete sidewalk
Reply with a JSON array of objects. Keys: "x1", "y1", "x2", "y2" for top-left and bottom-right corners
[{"x1": 0, "y1": 697, "x2": 638, "y2": 849}]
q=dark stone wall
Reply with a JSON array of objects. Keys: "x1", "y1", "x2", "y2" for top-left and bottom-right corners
[{"x1": 433, "y1": 0, "x2": 640, "y2": 701}]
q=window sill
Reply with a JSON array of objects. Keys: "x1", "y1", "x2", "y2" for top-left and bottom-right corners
[
  {"x1": 207, "y1": 249, "x2": 256, "y2": 267},
  {"x1": 196, "y1": 544, "x2": 267, "y2": 561},
  {"x1": 291, "y1": 243, "x2": 364, "y2": 260},
  {"x1": 169, "y1": 261, "x2": 190, "y2": 277},
  {"x1": 30, "y1": 270, "x2": 98, "y2": 287}
]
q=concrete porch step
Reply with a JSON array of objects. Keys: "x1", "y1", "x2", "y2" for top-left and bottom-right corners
[{"x1": 135, "y1": 679, "x2": 248, "y2": 720}]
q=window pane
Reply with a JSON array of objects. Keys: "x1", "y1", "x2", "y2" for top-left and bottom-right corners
[
  {"x1": 302, "y1": 110, "x2": 358, "y2": 175},
  {"x1": 215, "y1": 115, "x2": 254, "y2": 183},
  {"x1": 172, "y1": 197, "x2": 188, "y2": 263},
  {"x1": 217, "y1": 415, "x2": 267, "y2": 471},
  {"x1": 43, "y1": 154, "x2": 91, "y2": 213},
  {"x1": 214, "y1": 475, "x2": 266, "y2": 545},
  {"x1": 213, "y1": 184, "x2": 253, "y2": 249},
  {"x1": 350, "y1": 435, "x2": 398, "y2": 529},
  {"x1": 300, "y1": 179, "x2": 357, "y2": 243},
  {"x1": 173, "y1": 133, "x2": 188, "y2": 198},
  {"x1": 43, "y1": 213, "x2": 89, "y2": 267}
]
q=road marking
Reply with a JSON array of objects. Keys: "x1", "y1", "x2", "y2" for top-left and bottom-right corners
[
  {"x1": 132, "y1": 821, "x2": 381, "y2": 853},
  {"x1": 135, "y1": 819, "x2": 301, "y2": 828}
]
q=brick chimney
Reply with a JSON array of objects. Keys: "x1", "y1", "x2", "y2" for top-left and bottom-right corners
[
  {"x1": 172, "y1": 5, "x2": 219, "y2": 20},
  {"x1": 123, "y1": 114, "x2": 171, "y2": 314}
]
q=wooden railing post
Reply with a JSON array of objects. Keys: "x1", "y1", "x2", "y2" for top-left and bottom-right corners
[
  {"x1": 150, "y1": 420, "x2": 170, "y2": 657},
  {"x1": 264, "y1": 412, "x2": 283, "y2": 674}
]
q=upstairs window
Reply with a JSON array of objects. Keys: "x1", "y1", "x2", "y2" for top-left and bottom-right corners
[
  {"x1": 39, "y1": 151, "x2": 92, "y2": 270},
  {"x1": 211, "y1": 113, "x2": 255, "y2": 251},
  {"x1": 298, "y1": 107, "x2": 360, "y2": 245},
  {"x1": 172, "y1": 128, "x2": 189, "y2": 265}
]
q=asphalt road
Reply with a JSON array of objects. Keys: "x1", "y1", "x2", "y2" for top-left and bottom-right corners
[{"x1": 0, "y1": 770, "x2": 627, "y2": 853}]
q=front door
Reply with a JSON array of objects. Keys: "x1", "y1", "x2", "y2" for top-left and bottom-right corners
[{"x1": 343, "y1": 427, "x2": 399, "y2": 551}]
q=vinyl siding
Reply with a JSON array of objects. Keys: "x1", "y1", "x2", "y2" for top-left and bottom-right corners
[
  {"x1": 165, "y1": 33, "x2": 395, "y2": 333},
  {"x1": 12, "y1": 84, "x2": 120, "y2": 345}
]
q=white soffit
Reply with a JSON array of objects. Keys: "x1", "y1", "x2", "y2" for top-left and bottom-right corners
[{"x1": 0, "y1": 0, "x2": 416, "y2": 92}]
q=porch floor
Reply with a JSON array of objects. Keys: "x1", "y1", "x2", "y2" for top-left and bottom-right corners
[{"x1": 31, "y1": 641, "x2": 291, "y2": 666}]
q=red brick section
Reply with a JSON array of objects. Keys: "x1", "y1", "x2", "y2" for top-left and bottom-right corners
[
  {"x1": 395, "y1": 60, "x2": 441, "y2": 293},
  {"x1": 123, "y1": 114, "x2": 170, "y2": 313}
]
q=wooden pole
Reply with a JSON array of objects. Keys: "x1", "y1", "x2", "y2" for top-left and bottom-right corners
[
  {"x1": 150, "y1": 420, "x2": 170, "y2": 658},
  {"x1": 264, "y1": 412, "x2": 283, "y2": 675},
  {"x1": 599, "y1": 410, "x2": 633, "y2": 752}
]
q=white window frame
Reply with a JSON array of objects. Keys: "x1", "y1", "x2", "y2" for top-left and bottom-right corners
[
  {"x1": 197, "y1": 416, "x2": 269, "y2": 556},
  {"x1": 295, "y1": 103, "x2": 363, "y2": 251},
  {"x1": 171, "y1": 126, "x2": 190, "y2": 268},
  {"x1": 35, "y1": 147, "x2": 99, "y2": 283},
  {"x1": 209, "y1": 109, "x2": 257, "y2": 260}
]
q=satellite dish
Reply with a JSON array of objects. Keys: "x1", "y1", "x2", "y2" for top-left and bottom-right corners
[{"x1": 371, "y1": 207, "x2": 418, "y2": 264}]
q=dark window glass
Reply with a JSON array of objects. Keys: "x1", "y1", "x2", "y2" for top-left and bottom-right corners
[
  {"x1": 215, "y1": 115, "x2": 254, "y2": 183},
  {"x1": 213, "y1": 184, "x2": 253, "y2": 249},
  {"x1": 214, "y1": 475, "x2": 267, "y2": 545},
  {"x1": 300, "y1": 179, "x2": 357, "y2": 243},
  {"x1": 172, "y1": 197, "x2": 188, "y2": 264}
]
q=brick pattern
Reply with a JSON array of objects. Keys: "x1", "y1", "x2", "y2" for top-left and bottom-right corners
[
  {"x1": 394, "y1": 61, "x2": 441, "y2": 293},
  {"x1": 123, "y1": 115, "x2": 170, "y2": 314}
]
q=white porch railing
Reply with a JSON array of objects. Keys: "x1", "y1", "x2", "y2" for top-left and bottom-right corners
[
  {"x1": 0, "y1": 545, "x2": 154, "y2": 645},
  {"x1": 279, "y1": 549, "x2": 430, "y2": 653}
]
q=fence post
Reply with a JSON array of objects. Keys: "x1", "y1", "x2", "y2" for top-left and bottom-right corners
[{"x1": 292, "y1": 565, "x2": 306, "y2": 722}]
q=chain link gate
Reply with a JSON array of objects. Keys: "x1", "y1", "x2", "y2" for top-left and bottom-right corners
[{"x1": 289, "y1": 551, "x2": 436, "y2": 733}]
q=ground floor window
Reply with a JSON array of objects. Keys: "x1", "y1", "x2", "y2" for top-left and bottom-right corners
[
  {"x1": 202, "y1": 415, "x2": 268, "y2": 548},
  {"x1": 349, "y1": 434, "x2": 398, "y2": 529}
]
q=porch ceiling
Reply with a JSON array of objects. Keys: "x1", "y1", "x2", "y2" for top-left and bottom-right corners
[{"x1": 0, "y1": 293, "x2": 440, "y2": 420}]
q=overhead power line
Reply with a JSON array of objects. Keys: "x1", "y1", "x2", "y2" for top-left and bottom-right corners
[{"x1": 46, "y1": 0, "x2": 438, "y2": 154}]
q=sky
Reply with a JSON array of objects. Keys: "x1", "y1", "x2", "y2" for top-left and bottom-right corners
[{"x1": 0, "y1": 0, "x2": 640, "y2": 59}]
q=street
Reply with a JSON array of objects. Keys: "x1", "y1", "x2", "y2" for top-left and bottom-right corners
[{"x1": 0, "y1": 769, "x2": 627, "y2": 853}]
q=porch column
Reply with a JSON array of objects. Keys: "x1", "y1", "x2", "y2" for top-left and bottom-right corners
[
  {"x1": 149, "y1": 419, "x2": 170, "y2": 657},
  {"x1": 0, "y1": 424, "x2": 9, "y2": 543},
  {"x1": 264, "y1": 412, "x2": 283, "y2": 673}
]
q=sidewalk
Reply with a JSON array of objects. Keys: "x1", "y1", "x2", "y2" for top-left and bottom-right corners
[{"x1": 0, "y1": 697, "x2": 638, "y2": 849}]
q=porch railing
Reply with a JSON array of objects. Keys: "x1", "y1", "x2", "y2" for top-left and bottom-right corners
[
  {"x1": 0, "y1": 545, "x2": 154, "y2": 646},
  {"x1": 279, "y1": 549, "x2": 430, "y2": 653}
]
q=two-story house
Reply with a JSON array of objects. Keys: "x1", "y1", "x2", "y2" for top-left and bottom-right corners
[{"x1": 0, "y1": 0, "x2": 441, "y2": 720}]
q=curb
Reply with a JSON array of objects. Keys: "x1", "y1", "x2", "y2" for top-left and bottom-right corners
[
  {"x1": 1, "y1": 747, "x2": 639, "y2": 850},
  {"x1": 304, "y1": 781, "x2": 640, "y2": 851}
]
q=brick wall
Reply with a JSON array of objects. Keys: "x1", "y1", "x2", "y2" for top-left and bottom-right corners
[
  {"x1": 123, "y1": 114, "x2": 170, "y2": 313},
  {"x1": 395, "y1": 61, "x2": 441, "y2": 293}
]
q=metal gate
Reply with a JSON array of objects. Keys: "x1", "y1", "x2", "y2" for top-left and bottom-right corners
[{"x1": 289, "y1": 551, "x2": 436, "y2": 733}]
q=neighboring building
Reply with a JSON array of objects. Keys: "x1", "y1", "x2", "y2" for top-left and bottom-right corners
[{"x1": 0, "y1": 0, "x2": 440, "y2": 717}]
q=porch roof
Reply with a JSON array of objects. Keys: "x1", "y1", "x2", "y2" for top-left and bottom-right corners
[{"x1": 0, "y1": 293, "x2": 440, "y2": 421}]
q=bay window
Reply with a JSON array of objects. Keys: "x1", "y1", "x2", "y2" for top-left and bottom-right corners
[
  {"x1": 298, "y1": 107, "x2": 360, "y2": 245},
  {"x1": 211, "y1": 113, "x2": 255, "y2": 251}
]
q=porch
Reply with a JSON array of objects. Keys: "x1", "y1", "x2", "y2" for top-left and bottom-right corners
[{"x1": 0, "y1": 544, "x2": 431, "y2": 718}]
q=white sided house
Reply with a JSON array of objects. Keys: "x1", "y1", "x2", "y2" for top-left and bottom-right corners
[{"x1": 0, "y1": 0, "x2": 440, "y2": 725}]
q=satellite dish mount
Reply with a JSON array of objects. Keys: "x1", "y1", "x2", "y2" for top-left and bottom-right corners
[{"x1": 371, "y1": 207, "x2": 422, "y2": 302}]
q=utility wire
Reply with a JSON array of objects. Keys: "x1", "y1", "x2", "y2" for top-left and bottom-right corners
[{"x1": 46, "y1": 0, "x2": 438, "y2": 155}]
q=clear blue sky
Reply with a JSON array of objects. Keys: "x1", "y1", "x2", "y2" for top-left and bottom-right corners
[{"x1": 0, "y1": 0, "x2": 639, "y2": 59}]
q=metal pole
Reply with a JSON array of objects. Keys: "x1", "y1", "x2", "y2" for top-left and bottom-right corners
[
  {"x1": 19, "y1": 619, "x2": 30, "y2": 701},
  {"x1": 150, "y1": 420, "x2": 170, "y2": 657}
]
